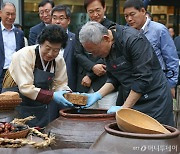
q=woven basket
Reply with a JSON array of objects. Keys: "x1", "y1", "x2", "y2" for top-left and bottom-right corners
[
  {"x1": 0, "y1": 98, "x2": 22, "y2": 110},
  {"x1": 0, "y1": 127, "x2": 29, "y2": 139}
]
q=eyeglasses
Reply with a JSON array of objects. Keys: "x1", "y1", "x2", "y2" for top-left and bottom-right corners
[
  {"x1": 39, "y1": 9, "x2": 51, "y2": 16},
  {"x1": 44, "y1": 46, "x2": 61, "y2": 56},
  {"x1": 52, "y1": 16, "x2": 68, "y2": 22},
  {"x1": 5, "y1": 12, "x2": 16, "y2": 16}
]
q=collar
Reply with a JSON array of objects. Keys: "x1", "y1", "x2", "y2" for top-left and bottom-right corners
[
  {"x1": 100, "y1": 16, "x2": 107, "y2": 23},
  {"x1": 1, "y1": 21, "x2": 15, "y2": 31},
  {"x1": 45, "y1": 23, "x2": 49, "y2": 26},
  {"x1": 141, "y1": 17, "x2": 151, "y2": 33},
  {"x1": 108, "y1": 30, "x2": 118, "y2": 60},
  {"x1": 66, "y1": 29, "x2": 69, "y2": 34}
]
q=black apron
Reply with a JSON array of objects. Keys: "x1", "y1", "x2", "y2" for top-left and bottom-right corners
[
  {"x1": 106, "y1": 29, "x2": 174, "y2": 126},
  {"x1": 2, "y1": 68, "x2": 63, "y2": 127}
]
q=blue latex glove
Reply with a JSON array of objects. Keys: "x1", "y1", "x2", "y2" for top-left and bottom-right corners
[
  {"x1": 53, "y1": 90, "x2": 73, "y2": 107},
  {"x1": 107, "y1": 106, "x2": 122, "y2": 114},
  {"x1": 82, "y1": 91, "x2": 102, "y2": 108}
]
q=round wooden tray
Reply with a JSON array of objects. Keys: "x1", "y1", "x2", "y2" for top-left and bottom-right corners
[{"x1": 0, "y1": 98, "x2": 22, "y2": 110}]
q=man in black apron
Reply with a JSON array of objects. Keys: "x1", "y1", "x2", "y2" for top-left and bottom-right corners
[
  {"x1": 78, "y1": 21, "x2": 174, "y2": 127},
  {"x1": 2, "y1": 25, "x2": 74, "y2": 127}
]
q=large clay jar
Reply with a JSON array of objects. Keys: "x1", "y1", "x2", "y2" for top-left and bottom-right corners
[
  {"x1": 0, "y1": 147, "x2": 51, "y2": 154},
  {"x1": 45, "y1": 108, "x2": 115, "y2": 149},
  {"x1": 38, "y1": 148, "x2": 118, "y2": 154},
  {"x1": 91, "y1": 122, "x2": 180, "y2": 154}
]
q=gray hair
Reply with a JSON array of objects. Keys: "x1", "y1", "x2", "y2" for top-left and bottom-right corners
[
  {"x1": 51, "y1": 5, "x2": 71, "y2": 18},
  {"x1": 79, "y1": 21, "x2": 108, "y2": 44},
  {"x1": 1, "y1": 2, "x2": 16, "y2": 10}
]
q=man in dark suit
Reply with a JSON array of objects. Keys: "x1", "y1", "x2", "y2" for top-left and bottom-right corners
[
  {"x1": 28, "y1": 0, "x2": 54, "y2": 45},
  {"x1": 51, "y1": 5, "x2": 77, "y2": 91},
  {"x1": 174, "y1": 36, "x2": 180, "y2": 57},
  {"x1": 74, "y1": 0, "x2": 118, "y2": 109},
  {"x1": 0, "y1": 2, "x2": 24, "y2": 93}
]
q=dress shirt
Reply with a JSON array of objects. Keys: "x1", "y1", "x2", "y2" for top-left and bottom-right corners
[
  {"x1": 1, "y1": 22, "x2": 16, "y2": 69},
  {"x1": 59, "y1": 29, "x2": 68, "y2": 57}
]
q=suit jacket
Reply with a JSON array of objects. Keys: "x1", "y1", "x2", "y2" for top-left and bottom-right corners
[
  {"x1": 75, "y1": 18, "x2": 116, "y2": 92},
  {"x1": 0, "y1": 24, "x2": 25, "y2": 77},
  {"x1": 174, "y1": 36, "x2": 180, "y2": 56},
  {"x1": 63, "y1": 31, "x2": 77, "y2": 91},
  {"x1": 28, "y1": 22, "x2": 46, "y2": 45},
  {"x1": 143, "y1": 19, "x2": 179, "y2": 88}
]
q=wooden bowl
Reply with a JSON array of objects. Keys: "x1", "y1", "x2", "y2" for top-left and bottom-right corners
[
  {"x1": 0, "y1": 123, "x2": 29, "y2": 139},
  {"x1": 116, "y1": 108, "x2": 171, "y2": 134},
  {"x1": 0, "y1": 128, "x2": 29, "y2": 139}
]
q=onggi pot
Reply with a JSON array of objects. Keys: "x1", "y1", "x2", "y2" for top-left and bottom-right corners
[
  {"x1": 45, "y1": 108, "x2": 115, "y2": 149},
  {"x1": 90, "y1": 122, "x2": 180, "y2": 154}
]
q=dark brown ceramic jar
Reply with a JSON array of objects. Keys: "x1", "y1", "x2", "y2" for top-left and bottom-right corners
[
  {"x1": 0, "y1": 147, "x2": 51, "y2": 154},
  {"x1": 45, "y1": 108, "x2": 115, "y2": 149},
  {"x1": 38, "y1": 148, "x2": 118, "y2": 154},
  {"x1": 90, "y1": 122, "x2": 180, "y2": 154}
]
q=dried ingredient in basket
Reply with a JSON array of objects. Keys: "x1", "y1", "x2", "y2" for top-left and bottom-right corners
[{"x1": 0, "y1": 122, "x2": 15, "y2": 134}]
